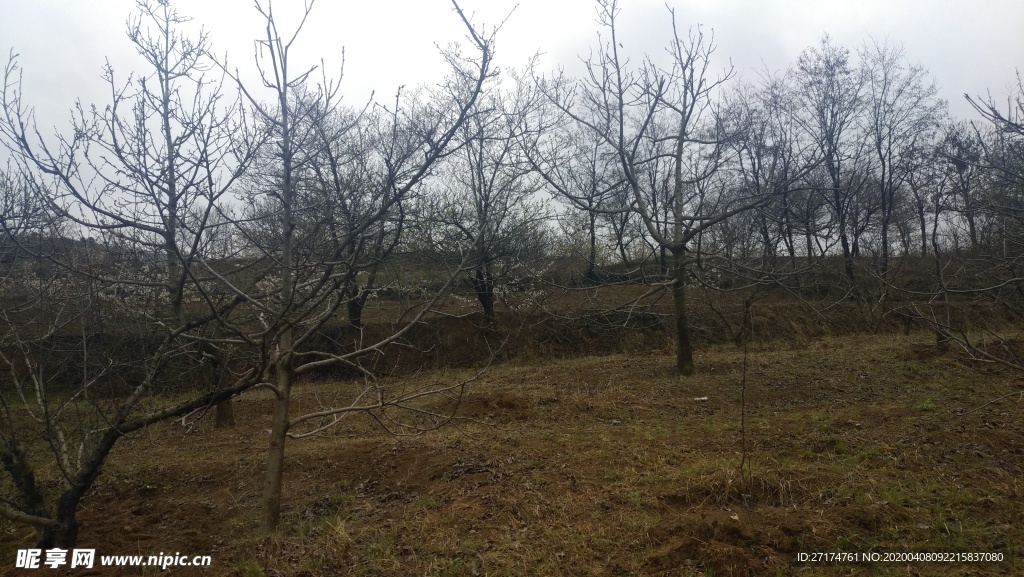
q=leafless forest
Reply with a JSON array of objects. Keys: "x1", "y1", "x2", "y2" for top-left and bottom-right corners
[{"x1": 1, "y1": 0, "x2": 1022, "y2": 574}]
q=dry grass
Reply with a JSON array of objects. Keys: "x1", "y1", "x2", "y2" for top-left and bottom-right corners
[{"x1": 2, "y1": 333, "x2": 1023, "y2": 576}]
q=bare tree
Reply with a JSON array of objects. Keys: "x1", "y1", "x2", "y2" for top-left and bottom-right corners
[
  {"x1": 220, "y1": 0, "x2": 496, "y2": 531},
  {"x1": 522, "y1": 77, "x2": 628, "y2": 283},
  {"x1": 308, "y1": 105, "x2": 395, "y2": 329},
  {"x1": 908, "y1": 76, "x2": 1024, "y2": 363},
  {"x1": 536, "y1": 0, "x2": 763, "y2": 375},
  {"x1": 0, "y1": 0, "x2": 259, "y2": 547},
  {"x1": 966, "y1": 72, "x2": 1024, "y2": 185},
  {"x1": 792, "y1": 35, "x2": 868, "y2": 283},
  {"x1": 861, "y1": 38, "x2": 945, "y2": 276},
  {"x1": 725, "y1": 74, "x2": 820, "y2": 275},
  {"x1": 0, "y1": 164, "x2": 57, "y2": 272},
  {"x1": 966, "y1": 73, "x2": 1024, "y2": 254},
  {"x1": 418, "y1": 83, "x2": 548, "y2": 321},
  {"x1": 939, "y1": 121, "x2": 987, "y2": 252}
]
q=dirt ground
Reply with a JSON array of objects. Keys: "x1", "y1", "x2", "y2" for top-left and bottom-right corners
[{"x1": 2, "y1": 333, "x2": 1022, "y2": 576}]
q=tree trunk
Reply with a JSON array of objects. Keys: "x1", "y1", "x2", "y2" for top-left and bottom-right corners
[
  {"x1": 585, "y1": 211, "x2": 598, "y2": 284},
  {"x1": 931, "y1": 199, "x2": 951, "y2": 349},
  {"x1": 347, "y1": 263, "x2": 380, "y2": 328},
  {"x1": 781, "y1": 189, "x2": 797, "y2": 268},
  {"x1": 215, "y1": 400, "x2": 235, "y2": 428},
  {"x1": 759, "y1": 215, "x2": 774, "y2": 268},
  {"x1": 879, "y1": 170, "x2": 892, "y2": 276},
  {"x1": 473, "y1": 268, "x2": 495, "y2": 321},
  {"x1": 196, "y1": 342, "x2": 234, "y2": 428},
  {"x1": 880, "y1": 212, "x2": 890, "y2": 276},
  {"x1": 263, "y1": 48, "x2": 296, "y2": 531},
  {"x1": 840, "y1": 231, "x2": 855, "y2": 283},
  {"x1": 672, "y1": 250, "x2": 694, "y2": 376},
  {"x1": 38, "y1": 427, "x2": 121, "y2": 548},
  {"x1": 42, "y1": 491, "x2": 80, "y2": 549},
  {"x1": 345, "y1": 278, "x2": 368, "y2": 330},
  {"x1": 918, "y1": 202, "x2": 929, "y2": 257},
  {"x1": 896, "y1": 220, "x2": 912, "y2": 257},
  {"x1": 262, "y1": 360, "x2": 292, "y2": 532},
  {"x1": 804, "y1": 207, "x2": 815, "y2": 260},
  {"x1": 347, "y1": 296, "x2": 364, "y2": 328},
  {"x1": 966, "y1": 209, "x2": 978, "y2": 252},
  {"x1": 1, "y1": 443, "x2": 51, "y2": 545}
]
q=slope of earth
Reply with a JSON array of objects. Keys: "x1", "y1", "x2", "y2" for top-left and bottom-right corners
[{"x1": 2, "y1": 334, "x2": 1022, "y2": 576}]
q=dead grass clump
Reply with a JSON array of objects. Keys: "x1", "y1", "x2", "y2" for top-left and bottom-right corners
[
  {"x1": 662, "y1": 466, "x2": 805, "y2": 509},
  {"x1": 256, "y1": 517, "x2": 352, "y2": 576}
]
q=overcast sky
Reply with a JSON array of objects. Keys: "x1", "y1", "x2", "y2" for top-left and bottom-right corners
[{"x1": 1, "y1": 0, "x2": 1021, "y2": 130}]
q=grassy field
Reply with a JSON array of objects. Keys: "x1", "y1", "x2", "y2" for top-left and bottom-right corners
[{"x1": 2, "y1": 332, "x2": 1022, "y2": 576}]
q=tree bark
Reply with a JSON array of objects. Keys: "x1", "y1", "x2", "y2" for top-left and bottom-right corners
[
  {"x1": 880, "y1": 195, "x2": 891, "y2": 276},
  {"x1": 673, "y1": 250, "x2": 694, "y2": 376},
  {"x1": 347, "y1": 293, "x2": 365, "y2": 329},
  {"x1": 0, "y1": 443, "x2": 49, "y2": 543},
  {"x1": 473, "y1": 267, "x2": 496, "y2": 321},
  {"x1": 585, "y1": 210, "x2": 598, "y2": 284},
  {"x1": 214, "y1": 399, "x2": 235, "y2": 428},
  {"x1": 38, "y1": 427, "x2": 121, "y2": 548},
  {"x1": 262, "y1": 359, "x2": 292, "y2": 532},
  {"x1": 840, "y1": 229, "x2": 855, "y2": 283},
  {"x1": 263, "y1": 20, "x2": 297, "y2": 529},
  {"x1": 917, "y1": 201, "x2": 929, "y2": 257}
]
